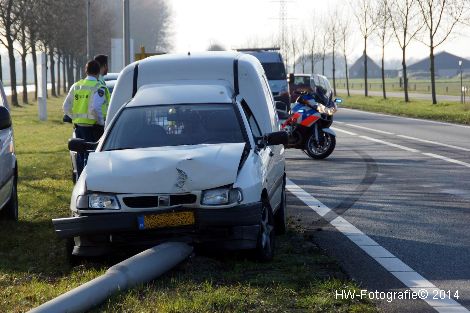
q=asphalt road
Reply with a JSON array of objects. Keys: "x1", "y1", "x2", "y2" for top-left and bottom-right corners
[
  {"x1": 285, "y1": 108, "x2": 470, "y2": 313},
  {"x1": 336, "y1": 89, "x2": 462, "y2": 102}
]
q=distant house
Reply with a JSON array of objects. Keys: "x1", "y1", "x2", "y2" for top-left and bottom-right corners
[
  {"x1": 407, "y1": 51, "x2": 470, "y2": 78},
  {"x1": 349, "y1": 54, "x2": 382, "y2": 79}
]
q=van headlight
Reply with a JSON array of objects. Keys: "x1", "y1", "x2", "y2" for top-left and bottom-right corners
[
  {"x1": 88, "y1": 194, "x2": 120, "y2": 210},
  {"x1": 201, "y1": 187, "x2": 243, "y2": 205}
]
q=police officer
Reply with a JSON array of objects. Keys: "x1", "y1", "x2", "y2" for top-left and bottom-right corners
[
  {"x1": 93, "y1": 54, "x2": 111, "y2": 137},
  {"x1": 63, "y1": 60, "x2": 106, "y2": 177}
]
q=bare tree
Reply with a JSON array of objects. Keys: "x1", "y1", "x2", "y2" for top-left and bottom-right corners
[
  {"x1": 207, "y1": 41, "x2": 226, "y2": 51},
  {"x1": 376, "y1": 0, "x2": 393, "y2": 99},
  {"x1": 388, "y1": 0, "x2": 422, "y2": 102},
  {"x1": 290, "y1": 27, "x2": 298, "y2": 73},
  {"x1": 308, "y1": 22, "x2": 322, "y2": 74},
  {"x1": 0, "y1": 0, "x2": 20, "y2": 106},
  {"x1": 417, "y1": 0, "x2": 468, "y2": 104},
  {"x1": 298, "y1": 26, "x2": 308, "y2": 73},
  {"x1": 339, "y1": 14, "x2": 352, "y2": 97},
  {"x1": 326, "y1": 10, "x2": 340, "y2": 96},
  {"x1": 351, "y1": 0, "x2": 378, "y2": 97}
]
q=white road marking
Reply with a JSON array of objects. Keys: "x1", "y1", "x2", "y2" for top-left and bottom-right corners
[
  {"x1": 331, "y1": 127, "x2": 357, "y2": 136},
  {"x1": 286, "y1": 178, "x2": 469, "y2": 313},
  {"x1": 397, "y1": 135, "x2": 470, "y2": 152},
  {"x1": 341, "y1": 107, "x2": 470, "y2": 130},
  {"x1": 423, "y1": 153, "x2": 470, "y2": 168},
  {"x1": 344, "y1": 123, "x2": 395, "y2": 135},
  {"x1": 360, "y1": 136, "x2": 420, "y2": 153}
]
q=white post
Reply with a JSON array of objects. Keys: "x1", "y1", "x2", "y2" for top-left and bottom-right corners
[
  {"x1": 37, "y1": 53, "x2": 47, "y2": 121},
  {"x1": 123, "y1": 0, "x2": 130, "y2": 66}
]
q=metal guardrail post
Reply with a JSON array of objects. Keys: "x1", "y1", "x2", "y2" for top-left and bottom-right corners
[{"x1": 29, "y1": 242, "x2": 193, "y2": 313}]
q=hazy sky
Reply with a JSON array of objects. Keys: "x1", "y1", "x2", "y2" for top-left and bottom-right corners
[{"x1": 170, "y1": 0, "x2": 470, "y2": 63}]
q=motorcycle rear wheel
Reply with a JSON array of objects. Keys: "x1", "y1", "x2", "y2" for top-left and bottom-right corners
[{"x1": 305, "y1": 132, "x2": 336, "y2": 159}]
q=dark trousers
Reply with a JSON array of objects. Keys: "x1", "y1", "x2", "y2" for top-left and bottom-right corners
[{"x1": 74, "y1": 125, "x2": 104, "y2": 177}]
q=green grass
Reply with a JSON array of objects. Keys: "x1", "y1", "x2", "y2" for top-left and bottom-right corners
[
  {"x1": 336, "y1": 78, "x2": 470, "y2": 96},
  {"x1": 0, "y1": 97, "x2": 377, "y2": 312},
  {"x1": 337, "y1": 94, "x2": 470, "y2": 125}
]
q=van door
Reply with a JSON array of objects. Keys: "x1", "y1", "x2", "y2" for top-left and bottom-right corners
[{"x1": 0, "y1": 83, "x2": 13, "y2": 207}]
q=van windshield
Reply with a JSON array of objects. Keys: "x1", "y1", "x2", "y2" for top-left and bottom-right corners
[
  {"x1": 103, "y1": 104, "x2": 245, "y2": 151},
  {"x1": 261, "y1": 63, "x2": 287, "y2": 80}
]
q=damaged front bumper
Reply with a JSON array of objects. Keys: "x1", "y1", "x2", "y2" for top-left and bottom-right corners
[{"x1": 53, "y1": 203, "x2": 263, "y2": 255}]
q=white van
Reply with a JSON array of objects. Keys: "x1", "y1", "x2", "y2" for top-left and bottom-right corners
[
  {"x1": 0, "y1": 81, "x2": 18, "y2": 221},
  {"x1": 238, "y1": 48, "x2": 290, "y2": 117},
  {"x1": 54, "y1": 52, "x2": 287, "y2": 261}
]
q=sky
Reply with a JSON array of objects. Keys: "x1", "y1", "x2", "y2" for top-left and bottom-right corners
[{"x1": 170, "y1": 0, "x2": 470, "y2": 64}]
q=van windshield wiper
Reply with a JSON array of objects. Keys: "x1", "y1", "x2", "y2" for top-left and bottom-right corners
[{"x1": 105, "y1": 147, "x2": 136, "y2": 151}]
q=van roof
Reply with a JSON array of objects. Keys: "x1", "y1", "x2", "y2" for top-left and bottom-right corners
[
  {"x1": 107, "y1": 52, "x2": 279, "y2": 134},
  {"x1": 242, "y1": 51, "x2": 283, "y2": 63}
]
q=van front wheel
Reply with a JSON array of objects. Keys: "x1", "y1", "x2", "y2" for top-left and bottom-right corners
[{"x1": 255, "y1": 202, "x2": 275, "y2": 261}]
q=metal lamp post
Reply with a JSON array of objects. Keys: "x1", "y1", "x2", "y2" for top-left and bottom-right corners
[
  {"x1": 86, "y1": 0, "x2": 91, "y2": 60},
  {"x1": 459, "y1": 60, "x2": 463, "y2": 104},
  {"x1": 123, "y1": 0, "x2": 130, "y2": 66}
]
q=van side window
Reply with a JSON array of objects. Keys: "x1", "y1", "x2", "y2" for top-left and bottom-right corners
[{"x1": 241, "y1": 100, "x2": 262, "y2": 138}]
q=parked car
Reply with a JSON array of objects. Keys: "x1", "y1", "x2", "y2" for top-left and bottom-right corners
[
  {"x1": 54, "y1": 52, "x2": 288, "y2": 261},
  {"x1": 237, "y1": 48, "x2": 290, "y2": 117},
  {"x1": 0, "y1": 81, "x2": 18, "y2": 221},
  {"x1": 288, "y1": 73, "x2": 313, "y2": 103}
]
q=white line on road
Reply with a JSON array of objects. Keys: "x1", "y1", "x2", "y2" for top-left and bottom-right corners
[
  {"x1": 344, "y1": 123, "x2": 395, "y2": 135},
  {"x1": 360, "y1": 135, "x2": 420, "y2": 153},
  {"x1": 286, "y1": 178, "x2": 469, "y2": 313},
  {"x1": 423, "y1": 153, "x2": 470, "y2": 168},
  {"x1": 341, "y1": 108, "x2": 470, "y2": 130},
  {"x1": 397, "y1": 135, "x2": 470, "y2": 152},
  {"x1": 331, "y1": 127, "x2": 357, "y2": 136}
]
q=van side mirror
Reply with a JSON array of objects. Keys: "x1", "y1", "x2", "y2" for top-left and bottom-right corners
[
  {"x1": 0, "y1": 106, "x2": 12, "y2": 130},
  {"x1": 68, "y1": 138, "x2": 98, "y2": 153},
  {"x1": 266, "y1": 131, "x2": 288, "y2": 146}
]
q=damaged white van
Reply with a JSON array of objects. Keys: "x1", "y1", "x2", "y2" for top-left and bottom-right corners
[{"x1": 53, "y1": 52, "x2": 287, "y2": 261}]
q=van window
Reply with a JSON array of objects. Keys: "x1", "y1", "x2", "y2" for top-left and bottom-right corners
[
  {"x1": 261, "y1": 63, "x2": 287, "y2": 80},
  {"x1": 103, "y1": 103, "x2": 245, "y2": 150},
  {"x1": 241, "y1": 100, "x2": 262, "y2": 138}
]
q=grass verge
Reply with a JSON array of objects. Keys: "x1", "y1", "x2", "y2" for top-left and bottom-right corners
[
  {"x1": 0, "y1": 97, "x2": 376, "y2": 312},
  {"x1": 338, "y1": 94, "x2": 470, "y2": 125}
]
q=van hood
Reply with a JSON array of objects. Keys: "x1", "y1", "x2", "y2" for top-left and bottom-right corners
[{"x1": 85, "y1": 143, "x2": 245, "y2": 194}]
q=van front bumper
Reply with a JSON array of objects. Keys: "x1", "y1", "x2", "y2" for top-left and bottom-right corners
[{"x1": 53, "y1": 203, "x2": 263, "y2": 255}]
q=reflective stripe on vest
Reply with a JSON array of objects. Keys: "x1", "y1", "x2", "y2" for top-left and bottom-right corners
[{"x1": 71, "y1": 79, "x2": 100, "y2": 125}]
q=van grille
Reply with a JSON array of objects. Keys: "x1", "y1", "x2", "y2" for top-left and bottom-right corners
[{"x1": 123, "y1": 194, "x2": 197, "y2": 208}]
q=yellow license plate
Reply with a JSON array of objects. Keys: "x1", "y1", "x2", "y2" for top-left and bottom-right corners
[{"x1": 138, "y1": 211, "x2": 195, "y2": 230}]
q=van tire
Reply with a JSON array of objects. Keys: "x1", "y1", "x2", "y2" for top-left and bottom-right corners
[
  {"x1": 0, "y1": 176, "x2": 18, "y2": 222},
  {"x1": 255, "y1": 201, "x2": 275, "y2": 262},
  {"x1": 274, "y1": 178, "x2": 287, "y2": 235}
]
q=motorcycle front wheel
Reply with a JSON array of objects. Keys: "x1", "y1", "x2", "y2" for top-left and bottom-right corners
[{"x1": 305, "y1": 132, "x2": 336, "y2": 159}]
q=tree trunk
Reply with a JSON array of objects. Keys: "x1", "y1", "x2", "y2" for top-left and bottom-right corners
[
  {"x1": 21, "y1": 52, "x2": 28, "y2": 104},
  {"x1": 332, "y1": 47, "x2": 336, "y2": 96},
  {"x1": 0, "y1": 55, "x2": 3, "y2": 82},
  {"x1": 311, "y1": 51, "x2": 314, "y2": 74},
  {"x1": 322, "y1": 52, "x2": 325, "y2": 75},
  {"x1": 344, "y1": 54, "x2": 350, "y2": 97},
  {"x1": 430, "y1": 46, "x2": 437, "y2": 104},
  {"x1": 45, "y1": 46, "x2": 48, "y2": 98},
  {"x1": 402, "y1": 47, "x2": 409, "y2": 102},
  {"x1": 49, "y1": 49, "x2": 57, "y2": 97},
  {"x1": 31, "y1": 40, "x2": 38, "y2": 101},
  {"x1": 364, "y1": 37, "x2": 368, "y2": 97},
  {"x1": 75, "y1": 59, "x2": 80, "y2": 82},
  {"x1": 6, "y1": 40, "x2": 19, "y2": 106},
  {"x1": 381, "y1": 44, "x2": 386, "y2": 100},
  {"x1": 57, "y1": 53, "x2": 61, "y2": 96},
  {"x1": 62, "y1": 55, "x2": 67, "y2": 92}
]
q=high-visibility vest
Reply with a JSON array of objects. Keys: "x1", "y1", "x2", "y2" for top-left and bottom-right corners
[
  {"x1": 99, "y1": 81, "x2": 111, "y2": 120},
  {"x1": 71, "y1": 79, "x2": 101, "y2": 125}
]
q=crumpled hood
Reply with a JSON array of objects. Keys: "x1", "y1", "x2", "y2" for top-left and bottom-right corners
[{"x1": 85, "y1": 143, "x2": 245, "y2": 194}]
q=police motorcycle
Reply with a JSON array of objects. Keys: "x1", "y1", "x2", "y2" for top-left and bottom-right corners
[{"x1": 280, "y1": 87, "x2": 341, "y2": 159}]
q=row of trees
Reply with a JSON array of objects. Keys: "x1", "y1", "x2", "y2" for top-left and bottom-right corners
[
  {"x1": 0, "y1": 0, "x2": 112, "y2": 107},
  {"x1": 275, "y1": 0, "x2": 469, "y2": 104}
]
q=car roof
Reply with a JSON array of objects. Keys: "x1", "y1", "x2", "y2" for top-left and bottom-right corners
[{"x1": 126, "y1": 83, "x2": 233, "y2": 108}]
